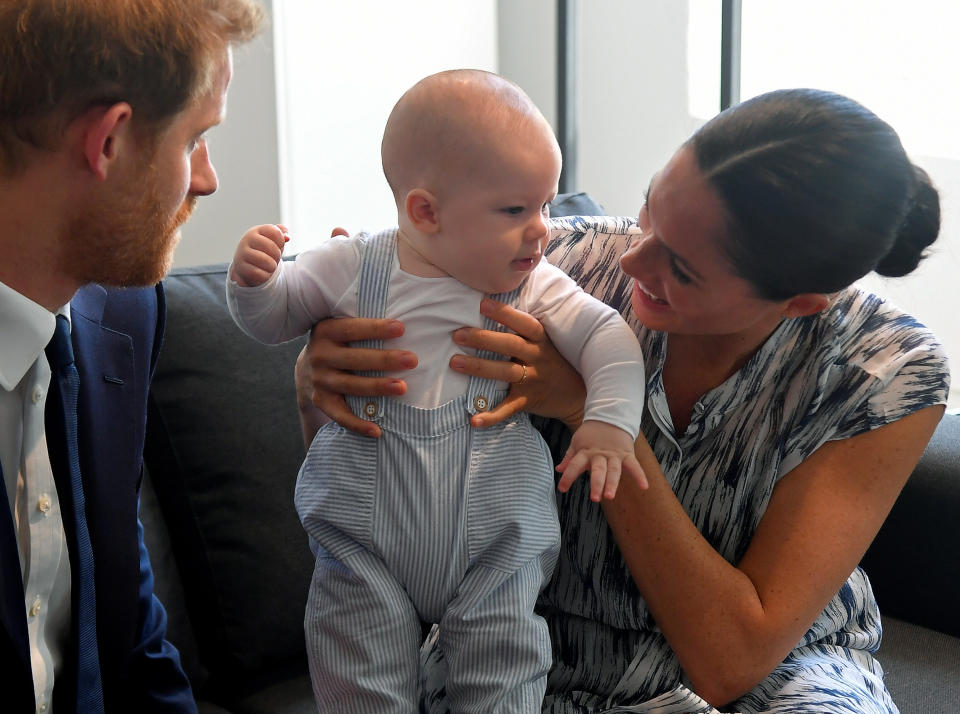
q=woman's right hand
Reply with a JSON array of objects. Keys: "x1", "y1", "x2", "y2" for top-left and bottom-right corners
[
  {"x1": 298, "y1": 317, "x2": 417, "y2": 438},
  {"x1": 449, "y1": 297, "x2": 586, "y2": 430}
]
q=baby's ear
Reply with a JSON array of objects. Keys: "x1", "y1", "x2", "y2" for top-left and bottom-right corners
[{"x1": 405, "y1": 189, "x2": 440, "y2": 233}]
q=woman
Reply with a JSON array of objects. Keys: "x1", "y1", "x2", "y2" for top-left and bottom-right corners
[{"x1": 299, "y1": 89, "x2": 949, "y2": 712}]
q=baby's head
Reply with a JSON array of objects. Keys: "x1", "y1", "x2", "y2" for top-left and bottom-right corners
[{"x1": 382, "y1": 69, "x2": 562, "y2": 294}]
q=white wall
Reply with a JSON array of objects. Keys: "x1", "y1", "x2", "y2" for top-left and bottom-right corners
[
  {"x1": 273, "y1": 0, "x2": 498, "y2": 254},
  {"x1": 496, "y1": 0, "x2": 557, "y2": 129},
  {"x1": 176, "y1": 0, "x2": 281, "y2": 267}
]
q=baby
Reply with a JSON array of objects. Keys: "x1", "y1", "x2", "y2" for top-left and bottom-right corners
[{"x1": 227, "y1": 70, "x2": 646, "y2": 713}]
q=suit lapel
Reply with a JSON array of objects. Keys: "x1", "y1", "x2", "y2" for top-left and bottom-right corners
[{"x1": 70, "y1": 286, "x2": 142, "y2": 663}]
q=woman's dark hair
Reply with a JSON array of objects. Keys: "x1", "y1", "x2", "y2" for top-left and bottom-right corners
[{"x1": 689, "y1": 88, "x2": 940, "y2": 300}]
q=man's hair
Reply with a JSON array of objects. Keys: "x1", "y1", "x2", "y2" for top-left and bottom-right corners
[{"x1": 0, "y1": 0, "x2": 264, "y2": 175}]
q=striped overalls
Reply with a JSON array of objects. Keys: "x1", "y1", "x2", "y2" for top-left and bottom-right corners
[{"x1": 295, "y1": 230, "x2": 561, "y2": 713}]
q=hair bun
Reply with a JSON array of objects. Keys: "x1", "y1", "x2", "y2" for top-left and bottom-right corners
[{"x1": 875, "y1": 165, "x2": 940, "y2": 277}]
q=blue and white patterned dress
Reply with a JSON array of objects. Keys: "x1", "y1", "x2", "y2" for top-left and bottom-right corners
[{"x1": 421, "y1": 216, "x2": 951, "y2": 714}]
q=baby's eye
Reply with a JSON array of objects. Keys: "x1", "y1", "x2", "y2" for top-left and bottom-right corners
[
  {"x1": 502, "y1": 206, "x2": 525, "y2": 215},
  {"x1": 637, "y1": 203, "x2": 651, "y2": 230}
]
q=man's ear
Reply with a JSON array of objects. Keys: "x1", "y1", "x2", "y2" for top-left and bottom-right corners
[
  {"x1": 405, "y1": 189, "x2": 441, "y2": 233},
  {"x1": 81, "y1": 102, "x2": 134, "y2": 181},
  {"x1": 782, "y1": 292, "x2": 830, "y2": 318}
]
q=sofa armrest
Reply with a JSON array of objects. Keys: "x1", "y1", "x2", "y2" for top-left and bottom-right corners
[{"x1": 861, "y1": 412, "x2": 960, "y2": 637}]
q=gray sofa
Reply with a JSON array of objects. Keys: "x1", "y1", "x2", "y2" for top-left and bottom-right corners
[{"x1": 140, "y1": 198, "x2": 960, "y2": 713}]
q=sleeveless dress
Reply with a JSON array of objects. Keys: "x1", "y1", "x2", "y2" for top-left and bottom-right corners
[{"x1": 421, "y1": 216, "x2": 951, "y2": 714}]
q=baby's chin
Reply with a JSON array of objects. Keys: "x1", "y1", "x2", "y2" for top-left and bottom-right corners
[{"x1": 480, "y1": 275, "x2": 530, "y2": 296}]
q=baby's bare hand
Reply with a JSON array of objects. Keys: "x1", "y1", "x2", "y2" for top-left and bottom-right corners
[
  {"x1": 556, "y1": 421, "x2": 648, "y2": 501},
  {"x1": 230, "y1": 223, "x2": 290, "y2": 287}
]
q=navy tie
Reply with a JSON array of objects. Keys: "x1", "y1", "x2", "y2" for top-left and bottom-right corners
[{"x1": 45, "y1": 315, "x2": 105, "y2": 713}]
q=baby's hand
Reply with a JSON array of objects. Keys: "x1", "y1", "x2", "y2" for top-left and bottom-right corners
[
  {"x1": 230, "y1": 224, "x2": 290, "y2": 287},
  {"x1": 556, "y1": 420, "x2": 648, "y2": 502}
]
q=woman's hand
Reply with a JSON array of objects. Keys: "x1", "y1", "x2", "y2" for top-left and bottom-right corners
[
  {"x1": 294, "y1": 225, "x2": 417, "y2": 439},
  {"x1": 449, "y1": 297, "x2": 586, "y2": 429},
  {"x1": 297, "y1": 317, "x2": 417, "y2": 439}
]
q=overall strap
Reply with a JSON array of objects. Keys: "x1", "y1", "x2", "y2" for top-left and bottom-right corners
[
  {"x1": 346, "y1": 229, "x2": 397, "y2": 421},
  {"x1": 464, "y1": 283, "x2": 525, "y2": 417}
]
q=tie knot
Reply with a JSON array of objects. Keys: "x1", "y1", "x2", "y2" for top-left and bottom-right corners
[{"x1": 46, "y1": 314, "x2": 75, "y2": 371}]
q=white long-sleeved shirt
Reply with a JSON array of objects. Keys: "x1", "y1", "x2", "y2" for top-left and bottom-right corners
[
  {"x1": 227, "y1": 229, "x2": 645, "y2": 438},
  {"x1": 0, "y1": 280, "x2": 72, "y2": 714}
]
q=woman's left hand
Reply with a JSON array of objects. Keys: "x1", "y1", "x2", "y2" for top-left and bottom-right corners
[{"x1": 449, "y1": 297, "x2": 586, "y2": 429}]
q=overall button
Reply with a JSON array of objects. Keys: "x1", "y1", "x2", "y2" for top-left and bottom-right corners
[
  {"x1": 363, "y1": 401, "x2": 379, "y2": 418},
  {"x1": 474, "y1": 395, "x2": 489, "y2": 412}
]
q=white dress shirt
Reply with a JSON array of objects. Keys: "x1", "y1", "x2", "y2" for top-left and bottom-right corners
[{"x1": 0, "y1": 279, "x2": 73, "y2": 713}]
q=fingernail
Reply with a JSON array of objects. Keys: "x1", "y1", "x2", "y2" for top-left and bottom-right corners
[{"x1": 450, "y1": 355, "x2": 465, "y2": 370}]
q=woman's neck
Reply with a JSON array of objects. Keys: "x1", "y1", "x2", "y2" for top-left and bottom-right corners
[
  {"x1": 661, "y1": 318, "x2": 783, "y2": 434},
  {"x1": 669, "y1": 327, "x2": 774, "y2": 381}
]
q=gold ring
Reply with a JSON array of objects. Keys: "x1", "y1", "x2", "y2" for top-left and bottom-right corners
[{"x1": 516, "y1": 363, "x2": 527, "y2": 385}]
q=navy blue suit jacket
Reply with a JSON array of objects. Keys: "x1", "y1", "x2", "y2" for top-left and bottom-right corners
[{"x1": 0, "y1": 283, "x2": 196, "y2": 712}]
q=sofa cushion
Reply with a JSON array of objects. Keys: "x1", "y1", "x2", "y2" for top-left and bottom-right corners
[
  {"x1": 861, "y1": 413, "x2": 960, "y2": 637},
  {"x1": 144, "y1": 264, "x2": 314, "y2": 699},
  {"x1": 878, "y1": 616, "x2": 960, "y2": 711}
]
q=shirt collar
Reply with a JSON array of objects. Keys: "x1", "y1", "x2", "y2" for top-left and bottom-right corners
[{"x1": 0, "y1": 280, "x2": 70, "y2": 391}]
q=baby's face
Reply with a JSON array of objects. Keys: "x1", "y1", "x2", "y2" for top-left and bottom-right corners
[{"x1": 427, "y1": 122, "x2": 562, "y2": 295}]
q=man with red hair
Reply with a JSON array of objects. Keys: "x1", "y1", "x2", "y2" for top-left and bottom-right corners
[{"x1": 0, "y1": 2, "x2": 264, "y2": 711}]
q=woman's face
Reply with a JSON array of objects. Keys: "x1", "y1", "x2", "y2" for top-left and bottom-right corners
[{"x1": 619, "y1": 145, "x2": 787, "y2": 338}]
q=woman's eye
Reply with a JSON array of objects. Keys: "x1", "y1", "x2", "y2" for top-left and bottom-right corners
[{"x1": 670, "y1": 259, "x2": 692, "y2": 285}]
